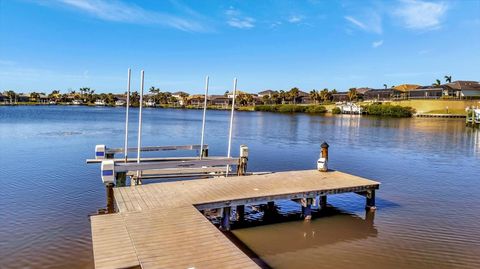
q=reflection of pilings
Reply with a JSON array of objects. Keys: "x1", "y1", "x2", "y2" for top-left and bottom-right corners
[
  {"x1": 365, "y1": 209, "x2": 375, "y2": 226},
  {"x1": 233, "y1": 209, "x2": 378, "y2": 255}
]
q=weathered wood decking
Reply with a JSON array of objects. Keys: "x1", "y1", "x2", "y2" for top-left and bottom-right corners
[{"x1": 91, "y1": 170, "x2": 380, "y2": 269}]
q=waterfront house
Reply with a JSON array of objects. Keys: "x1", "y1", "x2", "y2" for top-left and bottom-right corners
[
  {"x1": 115, "y1": 100, "x2": 126, "y2": 106},
  {"x1": 257, "y1": 90, "x2": 277, "y2": 98},
  {"x1": 72, "y1": 99, "x2": 83, "y2": 105},
  {"x1": 295, "y1": 90, "x2": 311, "y2": 104},
  {"x1": 331, "y1": 92, "x2": 349, "y2": 102},
  {"x1": 172, "y1": 91, "x2": 189, "y2": 106},
  {"x1": 443, "y1": 81, "x2": 480, "y2": 99},
  {"x1": 210, "y1": 95, "x2": 230, "y2": 107},
  {"x1": 363, "y1": 88, "x2": 404, "y2": 101},
  {"x1": 408, "y1": 86, "x2": 444, "y2": 99},
  {"x1": 187, "y1": 95, "x2": 206, "y2": 107}
]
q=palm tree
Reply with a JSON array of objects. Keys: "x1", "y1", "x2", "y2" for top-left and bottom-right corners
[
  {"x1": 279, "y1": 90, "x2": 286, "y2": 104},
  {"x1": 30, "y1": 92, "x2": 40, "y2": 102},
  {"x1": 179, "y1": 92, "x2": 189, "y2": 106},
  {"x1": 5, "y1": 90, "x2": 17, "y2": 103},
  {"x1": 347, "y1": 88, "x2": 358, "y2": 101},
  {"x1": 262, "y1": 94, "x2": 270, "y2": 105},
  {"x1": 320, "y1": 88, "x2": 330, "y2": 103},
  {"x1": 309, "y1": 90, "x2": 319, "y2": 104},
  {"x1": 383, "y1": 84, "x2": 388, "y2": 89},
  {"x1": 444, "y1": 75, "x2": 452, "y2": 83},
  {"x1": 289, "y1": 87, "x2": 299, "y2": 104},
  {"x1": 433, "y1": 79, "x2": 441, "y2": 87}
]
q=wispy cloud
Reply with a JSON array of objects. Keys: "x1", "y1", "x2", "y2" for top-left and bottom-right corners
[
  {"x1": 344, "y1": 12, "x2": 382, "y2": 34},
  {"x1": 394, "y1": 0, "x2": 448, "y2": 30},
  {"x1": 372, "y1": 40, "x2": 384, "y2": 48},
  {"x1": 48, "y1": 0, "x2": 208, "y2": 32},
  {"x1": 225, "y1": 8, "x2": 255, "y2": 29},
  {"x1": 288, "y1": 15, "x2": 304, "y2": 23}
]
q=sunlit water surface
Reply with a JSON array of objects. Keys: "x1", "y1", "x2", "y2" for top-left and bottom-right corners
[{"x1": 1, "y1": 106, "x2": 479, "y2": 268}]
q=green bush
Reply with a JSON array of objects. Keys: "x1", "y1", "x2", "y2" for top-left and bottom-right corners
[
  {"x1": 365, "y1": 104, "x2": 415, "y2": 117},
  {"x1": 254, "y1": 104, "x2": 327, "y2": 114},
  {"x1": 331, "y1": 107, "x2": 342, "y2": 114},
  {"x1": 305, "y1": 105, "x2": 327, "y2": 113}
]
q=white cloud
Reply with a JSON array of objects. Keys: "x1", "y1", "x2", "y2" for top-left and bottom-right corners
[
  {"x1": 372, "y1": 40, "x2": 384, "y2": 48},
  {"x1": 51, "y1": 0, "x2": 207, "y2": 32},
  {"x1": 394, "y1": 0, "x2": 448, "y2": 30},
  {"x1": 288, "y1": 15, "x2": 304, "y2": 23},
  {"x1": 225, "y1": 8, "x2": 255, "y2": 29},
  {"x1": 344, "y1": 13, "x2": 382, "y2": 34}
]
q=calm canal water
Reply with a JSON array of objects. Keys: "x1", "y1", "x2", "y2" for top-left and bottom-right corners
[{"x1": 1, "y1": 106, "x2": 479, "y2": 269}]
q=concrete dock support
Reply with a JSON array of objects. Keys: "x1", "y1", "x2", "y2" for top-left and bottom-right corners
[
  {"x1": 106, "y1": 183, "x2": 115, "y2": 213},
  {"x1": 221, "y1": 207, "x2": 231, "y2": 231},
  {"x1": 366, "y1": 189, "x2": 376, "y2": 211}
]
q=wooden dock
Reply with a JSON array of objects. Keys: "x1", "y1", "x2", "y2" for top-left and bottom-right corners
[
  {"x1": 90, "y1": 170, "x2": 380, "y2": 269},
  {"x1": 415, "y1": 113, "x2": 466, "y2": 118}
]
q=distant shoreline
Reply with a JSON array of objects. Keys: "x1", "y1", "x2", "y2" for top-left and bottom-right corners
[{"x1": 2, "y1": 100, "x2": 475, "y2": 118}]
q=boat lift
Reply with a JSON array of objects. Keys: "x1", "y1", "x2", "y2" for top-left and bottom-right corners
[
  {"x1": 87, "y1": 70, "x2": 254, "y2": 212},
  {"x1": 466, "y1": 107, "x2": 480, "y2": 127}
]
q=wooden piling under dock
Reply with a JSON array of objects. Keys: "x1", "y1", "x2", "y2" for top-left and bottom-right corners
[{"x1": 90, "y1": 170, "x2": 380, "y2": 269}]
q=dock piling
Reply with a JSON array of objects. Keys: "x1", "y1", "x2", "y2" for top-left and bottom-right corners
[
  {"x1": 366, "y1": 189, "x2": 376, "y2": 211},
  {"x1": 237, "y1": 145, "x2": 248, "y2": 176},
  {"x1": 236, "y1": 205, "x2": 245, "y2": 221},
  {"x1": 318, "y1": 142, "x2": 329, "y2": 172},
  {"x1": 301, "y1": 198, "x2": 313, "y2": 220},
  {"x1": 106, "y1": 183, "x2": 115, "y2": 213},
  {"x1": 221, "y1": 207, "x2": 231, "y2": 231},
  {"x1": 319, "y1": 195, "x2": 327, "y2": 209}
]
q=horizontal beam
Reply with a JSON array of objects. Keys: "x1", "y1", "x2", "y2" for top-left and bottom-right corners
[
  {"x1": 194, "y1": 184, "x2": 379, "y2": 210},
  {"x1": 127, "y1": 167, "x2": 228, "y2": 176},
  {"x1": 114, "y1": 158, "x2": 240, "y2": 173},
  {"x1": 87, "y1": 156, "x2": 223, "y2": 164},
  {"x1": 106, "y1": 144, "x2": 208, "y2": 154}
]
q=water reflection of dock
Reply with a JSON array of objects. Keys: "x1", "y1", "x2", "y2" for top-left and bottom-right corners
[
  {"x1": 90, "y1": 170, "x2": 379, "y2": 269},
  {"x1": 233, "y1": 209, "x2": 377, "y2": 256}
]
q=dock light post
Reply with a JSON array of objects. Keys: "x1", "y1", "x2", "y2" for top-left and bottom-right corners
[
  {"x1": 124, "y1": 68, "x2": 131, "y2": 163},
  {"x1": 200, "y1": 76, "x2": 209, "y2": 159},
  {"x1": 136, "y1": 70, "x2": 144, "y2": 182},
  {"x1": 317, "y1": 142, "x2": 329, "y2": 172}
]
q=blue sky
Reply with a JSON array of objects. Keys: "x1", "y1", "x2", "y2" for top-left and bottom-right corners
[{"x1": 0, "y1": 0, "x2": 479, "y2": 94}]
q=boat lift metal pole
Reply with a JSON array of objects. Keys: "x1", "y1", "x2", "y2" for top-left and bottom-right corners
[
  {"x1": 226, "y1": 78, "x2": 237, "y2": 177},
  {"x1": 124, "y1": 68, "x2": 131, "y2": 163},
  {"x1": 200, "y1": 76, "x2": 209, "y2": 159},
  {"x1": 136, "y1": 70, "x2": 144, "y2": 178}
]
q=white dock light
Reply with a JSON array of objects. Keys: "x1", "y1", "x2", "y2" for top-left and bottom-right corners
[
  {"x1": 101, "y1": 160, "x2": 115, "y2": 184},
  {"x1": 95, "y1": 145, "x2": 106, "y2": 160}
]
